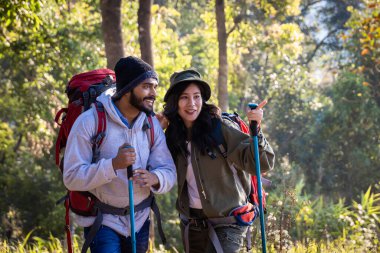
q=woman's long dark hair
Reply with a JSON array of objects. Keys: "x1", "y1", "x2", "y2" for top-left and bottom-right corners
[{"x1": 163, "y1": 81, "x2": 220, "y2": 158}]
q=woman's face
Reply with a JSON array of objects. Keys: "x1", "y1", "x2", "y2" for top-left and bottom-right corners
[{"x1": 178, "y1": 83, "x2": 203, "y2": 128}]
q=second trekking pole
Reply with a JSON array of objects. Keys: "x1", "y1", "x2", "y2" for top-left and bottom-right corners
[
  {"x1": 125, "y1": 145, "x2": 136, "y2": 253},
  {"x1": 248, "y1": 103, "x2": 267, "y2": 253}
]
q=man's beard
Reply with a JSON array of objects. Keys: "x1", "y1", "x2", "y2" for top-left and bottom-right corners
[{"x1": 130, "y1": 90, "x2": 155, "y2": 115}]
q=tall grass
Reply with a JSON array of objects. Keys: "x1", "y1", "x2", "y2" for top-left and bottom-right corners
[
  {"x1": 0, "y1": 231, "x2": 80, "y2": 253},
  {"x1": 1, "y1": 236, "x2": 379, "y2": 253}
]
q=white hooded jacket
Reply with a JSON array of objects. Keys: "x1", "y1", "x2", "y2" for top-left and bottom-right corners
[{"x1": 63, "y1": 88, "x2": 176, "y2": 237}]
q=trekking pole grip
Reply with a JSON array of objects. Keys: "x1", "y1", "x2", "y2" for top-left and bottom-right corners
[
  {"x1": 127, "y1": 165, "x2": 133, "y2": 179},
  {"x1": 248, "y1": 103, "x2": 258, "y2": 137},
  {"x1": 123, "y1": 144, "x2": 134, "y2": 179}
]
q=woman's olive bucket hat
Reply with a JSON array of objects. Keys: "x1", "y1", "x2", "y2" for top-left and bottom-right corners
[{"x1": 164, "y1": 69, "x2": 211, "y2": 102}]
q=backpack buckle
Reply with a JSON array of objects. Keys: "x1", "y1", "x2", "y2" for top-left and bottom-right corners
[
  {"x1": 89, "y1": 87, "x2": 97, "y2": 99},
  {"x1": 103, "y1": 75, "x2": 114, "y2": 86},
  {"x1": 93, "y1": 132, "x2": 105, "y2": 146},
  {"x1": 142, "y1": 122, "x2": 151, "y2": 131},
  {"x1": 191, "y1": 218, "x2": 208, "y2": 229},
  {"x1": 65, "y1": 224, "x2": 71, "y2": 232},
  {"x1": 83, "y1": 91, "x2": 90, "y2": 110},
  {"x1": 206, "y1": 148, "x2": 216, "y2": 159}
]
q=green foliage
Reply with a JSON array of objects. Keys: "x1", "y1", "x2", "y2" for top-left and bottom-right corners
[
  {"x1": 151, "y1": 4, "x2": 193, "y2": 109},
  {"x1": 294, "y1": 197, "x2": 349, "y2": 242},
  {"x1": 342, "y1": 185, "x2": 380, "y2": 250},
  {"x1": 0, "y1": 0, "x2": 106, "y2": 239},
  {"x1": 0, "y1": 0, "x2": 43, "y2": 44},
  {"x1": 223, "y1": 0, "x2": 308, "y2": 117},
  {"x1": 0, "y1": 123, "x2": 14, "y2": 158},
  {"x1": 263, "y1": 160, "x2": 380, "y2": 252},
  {"x1": 315, "y1": 72, "x2": 380, "y2": 198},
  {"x1": 344, "y1": 1, "x2": 380, "y2": 107}
]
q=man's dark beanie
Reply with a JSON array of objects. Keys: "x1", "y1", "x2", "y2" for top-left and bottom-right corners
[{"x1": 113, "y1": 56, "x2": 158, "y2": 100}]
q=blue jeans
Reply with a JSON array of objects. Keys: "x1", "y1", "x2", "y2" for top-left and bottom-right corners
[{"x1": 84, "y1": 219, "x2": 150, "y2": 253}]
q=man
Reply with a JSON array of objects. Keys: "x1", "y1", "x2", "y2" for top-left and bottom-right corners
[{"x1": 63, "y1": 56, "x2": 176, "y2": 253}]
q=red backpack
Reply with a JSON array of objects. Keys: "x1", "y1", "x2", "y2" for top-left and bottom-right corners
[
  {"x1": 54, "y1": 69, "x2": 116, "y2": 252},
  {"x1": 55, "y1": 68, "x2": 116, "y2": 169}
]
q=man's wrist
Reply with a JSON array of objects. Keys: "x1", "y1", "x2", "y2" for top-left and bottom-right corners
[{"x1": 152, "y1": 173, "x2": 160, "y2": 190}]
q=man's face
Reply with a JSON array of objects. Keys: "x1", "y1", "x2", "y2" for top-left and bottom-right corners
[{"x1": 130, "y1": 78, "x2": 158, "y2": 114}]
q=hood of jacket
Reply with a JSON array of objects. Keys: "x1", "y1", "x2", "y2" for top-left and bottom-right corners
[{"x1": 96, "y1": 87, "x2": 148, "y2": 130}]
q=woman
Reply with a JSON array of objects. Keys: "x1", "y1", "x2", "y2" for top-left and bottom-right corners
[{"x1": 160, "y1": 69, "x2": 275, "y2": 253}]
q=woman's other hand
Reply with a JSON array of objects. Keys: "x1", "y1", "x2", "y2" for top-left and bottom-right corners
[
  {"x1": 246, "y1": 100, "x2": 267, "y2": 125},
  {"x1": 156, "y1": 112, "x2": 169, "y2": 130}
]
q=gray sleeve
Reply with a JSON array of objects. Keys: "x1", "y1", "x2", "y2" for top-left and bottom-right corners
[
  {"x1": 63, "y1": 111, "x2": 117, "y2": 191},
  {"x1": 148, "y1": 117, "x2": 177, "y2": 194}
]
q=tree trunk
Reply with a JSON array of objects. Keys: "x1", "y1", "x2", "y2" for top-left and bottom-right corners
[
  {"x1": 138, "y1": 0, "x2": 154, "y2": 66},
  {"x1": 100, "y1": 0, "x2": 124, "y2": 69},
  {"x1": 215, "y1": 0, "x2": 229, "y2": 111}
]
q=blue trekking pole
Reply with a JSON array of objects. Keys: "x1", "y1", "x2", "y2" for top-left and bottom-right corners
[
  {"x1": 125, "y1": 145, "x2": 136, "y2": 253},
  {"x1": 248, "y1": 103, "x2": 267, "y2": 253}
]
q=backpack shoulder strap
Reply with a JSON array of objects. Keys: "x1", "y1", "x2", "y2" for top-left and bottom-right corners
[
  {"x1": 92, "y1": 102, "x2": 107, "y2": 162},
  {"x1": 55, "y1": 108, "x2": 68, "y2": 166},
  {"x1": 211, "y1": 117, "x2": 252, "y2": 202},
  {"x1": 147, "y1": 115, "x2": 154, "y2": 147},
  {"x1": 142, "y1": 114, "x2": 155, "y2": 148},
  {"x1": 233, "y1": 112, "x2": 250, "y2": 134},
  {"x1": 210, "y1": 117, "x2": 227, "y2": 158}
]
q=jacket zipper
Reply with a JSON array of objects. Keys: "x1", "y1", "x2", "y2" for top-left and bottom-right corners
[{"x1": 192, "y1": 145, "x2": 207, "y2": 200}]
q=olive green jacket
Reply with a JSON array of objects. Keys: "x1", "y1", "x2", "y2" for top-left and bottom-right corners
[{"x1": 175, "y1": 121, "x2": 275, "y2": 218}]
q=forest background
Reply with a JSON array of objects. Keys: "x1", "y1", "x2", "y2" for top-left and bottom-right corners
[{"x1": 0, "y1": 0, "x2": 379, "y2": 252}]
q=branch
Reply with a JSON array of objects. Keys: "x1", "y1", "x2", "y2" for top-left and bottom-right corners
[
  {"x1": 303, "y1": 28, "x2": 340, "y2": 65},
  {"x1": 13, "y1": 134, "x2": 22, "y2": 153},
  {"x1": 227, "y1": 23, "x2": 238, "y2": 37},
  {"x1": 227, "y1": 14, "x2": 244, "y2": 38}
]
